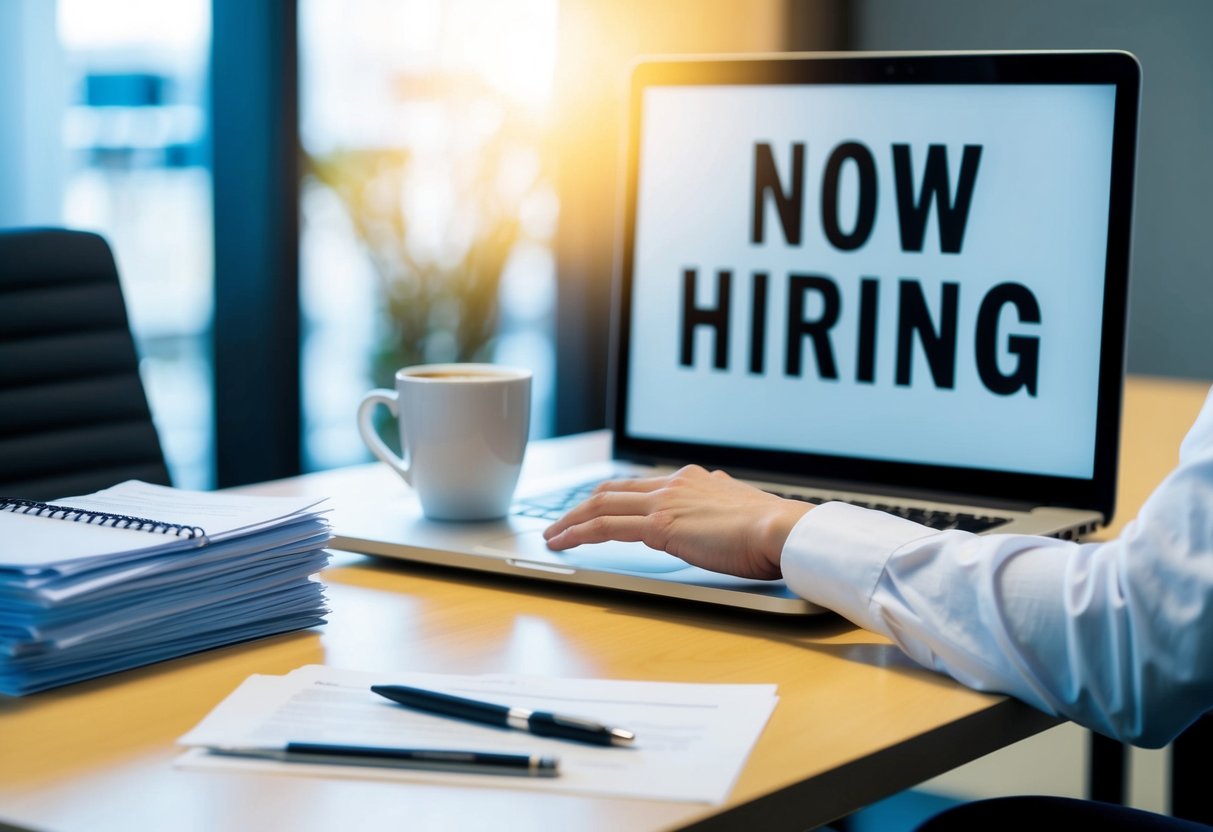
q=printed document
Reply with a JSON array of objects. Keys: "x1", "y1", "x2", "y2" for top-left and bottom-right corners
[{"x1": 177, "y1": 664, "x2": 778, "y2": 804}]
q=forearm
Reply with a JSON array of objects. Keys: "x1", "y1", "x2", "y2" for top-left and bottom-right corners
[{"x1": 783, "y1": 492, "x2": 1213, "y2": 748}]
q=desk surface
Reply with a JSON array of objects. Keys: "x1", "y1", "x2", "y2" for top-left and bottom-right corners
[{"x1": 1, "y1": 375, "x2": 1206, "y2": 832}]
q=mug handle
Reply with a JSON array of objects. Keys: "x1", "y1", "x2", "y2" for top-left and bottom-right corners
[{"x1": 357, "y1": 389, "x2": 411, "y2": 483}]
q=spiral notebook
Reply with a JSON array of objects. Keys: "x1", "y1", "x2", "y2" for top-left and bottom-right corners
[{"x1": 0, "y1": 481, "x2": 333, "y2": 696}]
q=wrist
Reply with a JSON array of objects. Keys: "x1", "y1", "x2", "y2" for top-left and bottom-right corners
[{"x1": 757, "y1": 499, "x2": 814, "y2": 578}]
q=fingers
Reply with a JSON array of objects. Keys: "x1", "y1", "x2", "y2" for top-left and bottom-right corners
[
  {"x1": 590, "y1": 474, "x2": 669, "y2": 494},
  {"x1": 590, "y1": 465, "x2": 711, "y2": 495},
  {"x1": 543, "y1": 490, "x2": 652, "y2": 544},
  {"x1": 544, "y1": 515, "x2": 651, "y2": 550},
  {"x1": 543, "y1": 466, "x2": 713, "y2": 552}
]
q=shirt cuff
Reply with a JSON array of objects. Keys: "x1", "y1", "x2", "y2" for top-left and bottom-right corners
[{"x1": 780, "y1": 502, "x2": 941, "y2": 633}]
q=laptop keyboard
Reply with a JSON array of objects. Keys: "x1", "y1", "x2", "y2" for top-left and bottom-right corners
[
  {"x1": 514, "y1": 481, "x2": 1010, "y2": 534},
  {"x1": 513, "y1": 482, "x2": 604, "y2": 520},
  {"x1": 765, "y1": 491, "x2": 1010, "y2": 533}
]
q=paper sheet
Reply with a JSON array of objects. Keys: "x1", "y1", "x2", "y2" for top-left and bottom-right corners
[
  {"x1": 1, "y1": 480, "x2": 328, "y2": 571},
  {"x1": 177, "y1": 664, "x2": 778, "y2": 804}
]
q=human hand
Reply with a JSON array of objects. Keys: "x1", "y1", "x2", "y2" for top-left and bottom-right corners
[{"x1": 542, "y1": 465, "x2": 814, "y2": 580}]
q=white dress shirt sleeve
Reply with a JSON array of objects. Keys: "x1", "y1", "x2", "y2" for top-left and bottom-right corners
[{"x1": 780, "y1": 385, "x2": 1213, "y2": 748}]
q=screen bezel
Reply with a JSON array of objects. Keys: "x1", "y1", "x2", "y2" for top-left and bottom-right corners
[{"x1": 610, "y1": 51, "x2": 1139, "y2": 521}]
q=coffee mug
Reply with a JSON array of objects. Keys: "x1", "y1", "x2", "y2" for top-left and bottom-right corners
[{"x1": 356, "y1": 363, "x2": 532, "y2": 521}]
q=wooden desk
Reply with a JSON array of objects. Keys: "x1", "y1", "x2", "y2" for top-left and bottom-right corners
[
  {"x1": 1, "y1": 375, "x2": 1205, "y2": 832},
  {"x1": 1102, "y1": 375, "x2": 1209, "y2": 539}
]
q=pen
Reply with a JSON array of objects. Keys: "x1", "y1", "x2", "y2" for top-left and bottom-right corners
[
  {"x1": 371, "y1": 684, "x2": 637, "y2": 747},
  {"x1": 208, "y1": 742, "x2": 560, "y2": 777}
]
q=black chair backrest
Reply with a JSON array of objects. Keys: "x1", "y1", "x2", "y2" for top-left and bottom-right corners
[{"x1": 0, "y1": 228, "x2": 171, "y2": 500}]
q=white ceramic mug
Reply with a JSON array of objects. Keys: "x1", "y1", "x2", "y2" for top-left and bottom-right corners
[{"x1": 357, "y1": 363, "x2": 532, "y2": 521}]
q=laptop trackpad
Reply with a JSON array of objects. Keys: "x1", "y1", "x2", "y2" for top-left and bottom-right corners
[{"x1": 478, "y1": 531, "x2": 688, "y2": 574}]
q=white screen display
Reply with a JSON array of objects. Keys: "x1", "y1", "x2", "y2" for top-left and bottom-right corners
[{"x1": 625, "y1": 83, "x2": 1116, "y2": 479}]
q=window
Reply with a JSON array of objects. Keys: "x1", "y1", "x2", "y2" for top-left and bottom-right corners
[
  {"x1": 58, "y1": 0, "x2": 215, "y2": 489},
  {"x1": 299, "y1": 0, "x2": 559, "y2": 472}
]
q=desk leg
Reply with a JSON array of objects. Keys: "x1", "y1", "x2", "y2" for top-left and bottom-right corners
[
  {"x1": 1171, "y1": 713, "x2": 1213, "y2": 824},
  {"x1": 1088, "y1": 731, "x2": 1127, "y2": 804}
]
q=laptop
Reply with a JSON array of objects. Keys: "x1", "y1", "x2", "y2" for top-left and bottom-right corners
[{"x1": 333, "y1": 50, "x2": 1141, "y2": 615}]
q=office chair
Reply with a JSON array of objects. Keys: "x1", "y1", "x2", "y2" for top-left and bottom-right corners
[{"x1": 0, "y1": 228, "x2": 171, "y2": 500}]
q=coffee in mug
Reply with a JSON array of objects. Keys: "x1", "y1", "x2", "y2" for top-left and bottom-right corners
[
  {"x1": 356, "y1": 363, "x2": 532, "y2": 520},
  {"x1": 408, "y1": 370, "x2": 502, "y2": 380}
]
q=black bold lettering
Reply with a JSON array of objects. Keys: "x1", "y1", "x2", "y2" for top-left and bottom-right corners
[
  {"x1": 975, "y1": 282, "x2": 1041, "y2": 396},
  {"x1": 895, "y1": 279, "x2": 959, "y2": 389},
  {"x1": 785, "y1": 274, "x2": 840, "y2": 379},
  {"x1": 680, "y1": 268, "x2": 732, "y2": 370},
  {"x1": 751, "y1": 142, "x2": 804, "y2": 246},
  {"x1": 892, "y1": 144, "x2": 982, "y2": 254},
  {"x1": 821, "y1": 141, "x2": 878, "y2": 251},
  {"x1": 749, "y1": 271, "x2": 768, "y2": 374},
  {"x1": 856, "y1": 277, "x2": 879, "y2": 383}
]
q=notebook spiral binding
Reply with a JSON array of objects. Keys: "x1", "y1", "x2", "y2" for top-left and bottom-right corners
[{"x1": 0, "y1": 497, "x2": 208, "y2": 540}]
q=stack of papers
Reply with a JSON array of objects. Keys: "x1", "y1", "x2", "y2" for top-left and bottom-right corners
[
  {"x1": 0, "y1": 481, "x2": 331, "y2": 696},
  {"x1": 178, "y1": 665, "x2": 779, "y2": 804}
]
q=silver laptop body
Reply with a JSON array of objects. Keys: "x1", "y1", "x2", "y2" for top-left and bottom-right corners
[{"x1": 334, "y1": 51, "x2": 1140, "y2": 616}]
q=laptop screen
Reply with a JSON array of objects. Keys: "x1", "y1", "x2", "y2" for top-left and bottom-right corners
[{"x1": 613, "y1": 53, "x2": 1139, "y2": 515}]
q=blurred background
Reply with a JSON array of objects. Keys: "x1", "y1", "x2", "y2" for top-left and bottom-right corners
[
  {"x1": 3, "y1": 0, "x2": 1211, "y2": 492},
  {"x1": 2, "y1": 1, "x2": 1211, "y2": 825}
]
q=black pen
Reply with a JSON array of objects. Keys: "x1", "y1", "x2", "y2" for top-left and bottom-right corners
[
  {"x1": 372, "y1": 684, "x2": 637, "y2": 747},
  {"x1": 208, "y1": 742, "x2": 559, "y2": 776}
]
